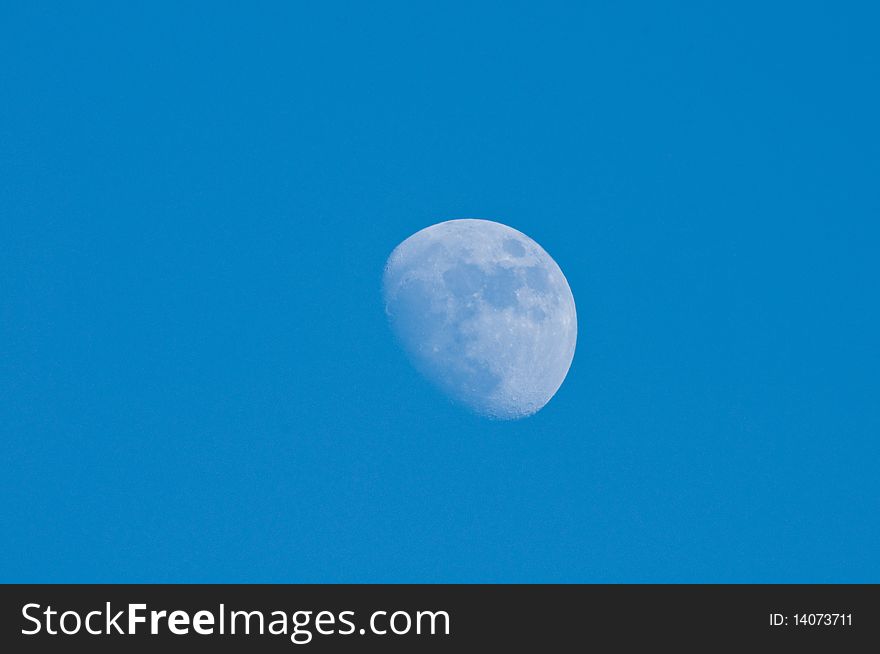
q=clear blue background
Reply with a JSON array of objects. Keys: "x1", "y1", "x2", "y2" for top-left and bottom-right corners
[{"x1": 2, "y1": 2, "x2": 878, "y2": 582}]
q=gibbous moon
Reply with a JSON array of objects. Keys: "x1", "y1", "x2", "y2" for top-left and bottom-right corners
[{"x1": 382, "y1": 219, "x2": 577, "y2": 419}]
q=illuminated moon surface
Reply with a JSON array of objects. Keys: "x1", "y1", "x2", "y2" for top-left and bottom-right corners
[{"x1": 382, "y1": 219, "x2": 577, "y2": 419}]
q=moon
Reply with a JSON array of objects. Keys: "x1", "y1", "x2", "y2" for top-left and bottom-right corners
[{"x1": 382, "y1": 219, "x2": 577, "y2": 419}]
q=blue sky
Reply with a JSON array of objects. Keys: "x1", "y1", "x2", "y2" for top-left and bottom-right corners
[{"x1": 1, "y1": 3, "x2": 878, "y2": 582}]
